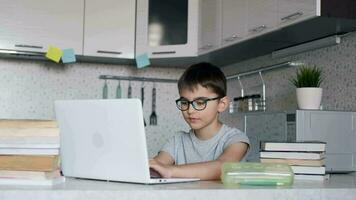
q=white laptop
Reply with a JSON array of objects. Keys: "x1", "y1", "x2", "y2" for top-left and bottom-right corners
[{"x1": 55, "y1": 99, "x2": 199, "y2": 184}]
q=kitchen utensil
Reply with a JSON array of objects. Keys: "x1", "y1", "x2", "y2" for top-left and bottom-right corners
[
  {"x1": 116, "y1": 80, "x2": 122, "y2": 99},
  {"x1": 149, "y1": 83, "x2": 157, "y2": 125},
  {"x1": 127, "y1": 81, "x2": 132, "y2": 98},
  {"x1": 141, "y1": 83, "x2": 146, "y2": 126},
  {"x1": 102, "y1": 80, "x2": 108, "y2": 99}
]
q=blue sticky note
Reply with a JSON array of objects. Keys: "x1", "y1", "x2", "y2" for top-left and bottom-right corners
[
  {"x1": 62, "y1": 48, "x2": 76, "y2": 63},
  {"x1": 136, "y1": 53, "x2": 150, "y2": 68}
]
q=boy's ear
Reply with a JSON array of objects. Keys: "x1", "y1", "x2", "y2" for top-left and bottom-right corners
[{"x1": 217, "y1": 96, "x2": 229, "y2": 113}]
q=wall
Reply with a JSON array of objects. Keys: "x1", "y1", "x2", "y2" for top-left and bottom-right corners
[
  {"x1": 222, "y1": 32, "x2": 356, "y2": 113},
  {"x1": 0, "y1": 58, "x2": 188, "y2": 156}
]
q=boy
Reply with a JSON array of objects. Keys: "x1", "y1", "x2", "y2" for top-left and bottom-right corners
[{"x1": 149, "y1": 62, "x2": 250, "y2": 180}]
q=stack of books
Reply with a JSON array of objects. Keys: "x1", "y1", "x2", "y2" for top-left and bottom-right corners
[
  {"x1": 260, "y1": 141, "x2": 329, "y2": 181},
  {"x1": 0, "y1": 119, "x2": 64, "y2": 185}
]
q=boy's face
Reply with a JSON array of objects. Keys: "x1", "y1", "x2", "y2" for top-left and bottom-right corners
[{"x1": 178, "y1": 84, "x2": 228, "y2": 131}]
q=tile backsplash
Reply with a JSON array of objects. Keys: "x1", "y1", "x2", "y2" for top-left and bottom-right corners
[
  {"x1": 223, "y1": 32, "x2": 356, "y2": 112},
  {"x1": 0, "y1": 58, "x2": 188, "y2": 156}
]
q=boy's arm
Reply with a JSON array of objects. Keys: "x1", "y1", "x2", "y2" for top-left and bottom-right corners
[
  {"x1": 149, "y1": 142, "x2": 249, "y2": 180},
  {"x1": 152, "y1": 151, "x2": 175, "y2": 165}
]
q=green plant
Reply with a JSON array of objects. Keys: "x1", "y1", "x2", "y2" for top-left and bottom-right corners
[{"x1": 291, "y1": 65, "x2": 323, "y2": 88}]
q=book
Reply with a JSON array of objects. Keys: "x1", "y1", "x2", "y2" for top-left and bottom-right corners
[
  {"x1": 260, "y1": 151, "x2": 325, "y2": 160},
  {"x1": 0, "y1": 127, "x2": 59, "y2": 137},
  {"x1": 0, "y1": 176, "x2": 65, "y2": 186},
  {"x1": 294, "y1": 174, "x2": 330, "y2": 181},
  {"x1": 260, "y1": 158, "x2": 325, "y2": 167},
  {"x1": 0, "y1": 169, "x2": 61, "y2": 180},
  {"x1": 261, "y1": 141, "x2": 326, "y2": 152},
  {"x1": 291, "y1": 166, "x2": 326, "y2": 175},
  {"x1": 0, "y1": 119, "x2": 57, "y2": 128},
  {"x1": 0, "y1": 148, "x2": 59, "y2": 155},
  {"x1": 0, "y1": 155, "x2": 59, "y2": 171}
]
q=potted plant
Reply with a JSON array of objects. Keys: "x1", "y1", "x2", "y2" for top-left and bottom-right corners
[{"x1": 291, "y1": 65, "x2": 323, "y2": 110}]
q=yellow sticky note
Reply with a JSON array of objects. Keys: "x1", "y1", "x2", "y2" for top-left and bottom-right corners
[{"x1": 46, "y1": 46, "x2": 63, "y2": 63}]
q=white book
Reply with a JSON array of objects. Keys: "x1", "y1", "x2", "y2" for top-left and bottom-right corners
[
  {"x1": 0, "y1": 148, "x2": 59, "y2": 155},
  {"x1": 294, "y1": 174, "x2": 330, "y2": 181},
  {"x1": 0, "y1": 170, "x2": 61, "y2": 180},
  {"x1": 0, "y1": 176, "x2": 65, "y2": 186},
  {"x1": 260, "y1": 151, "x2": 325, "y2": 160},
  {"x1": 291, "y1": 166, "x2": 326, "y2": 175},
  {"x1": 261, "y1": 142, "x2": 326, "y2": 152}
]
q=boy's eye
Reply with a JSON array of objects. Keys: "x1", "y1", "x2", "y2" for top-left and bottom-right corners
[
  {"x1": 180, "y1": 101, "x2": 189, "y2": 106},
  {"x1": 194, "y1": 99, "x2": 206, "y2": 106}
]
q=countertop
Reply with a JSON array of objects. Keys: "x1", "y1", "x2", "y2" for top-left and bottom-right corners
[{"x1": 1, "y1": 174, "x2": 356, "y2": 200}]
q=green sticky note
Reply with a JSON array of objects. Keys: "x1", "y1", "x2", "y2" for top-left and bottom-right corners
[
  {"x1": 62, "y1": 48, "x2": 76, "y2": 63},
  {"x1": 136, "y1": 53, "x2": 150, "y2": 69},
  {"x1": 46, "y1": 46, "x2": 63, "y2": 63}
]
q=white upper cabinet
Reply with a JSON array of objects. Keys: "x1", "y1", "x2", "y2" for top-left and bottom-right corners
[
  {"x1": 277, "y1": 0, "x2": 318, "y2": 27},
  {"x1": 136, "y1": 0, "x2": 199, "y2": 58},
  {"x1": 198, "y1": 0, "x2": 222, "y2": 55},
  {"x1": 247, "y1": 0, "x2": 278, "y2": 37},
  {"x1": 84, "y1": 0, "x2": 136, "y2": 59},
  {"x1": 221, "y1": 0, "x2": 248, "y2": 47},
  {"x1": 0, "y1": 0, "x2": 83, "y2": 54}
]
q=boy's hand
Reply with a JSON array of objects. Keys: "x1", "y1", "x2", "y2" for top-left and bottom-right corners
[{"x1": 149, "y1": 159, "x2": 174, "y2": 178}]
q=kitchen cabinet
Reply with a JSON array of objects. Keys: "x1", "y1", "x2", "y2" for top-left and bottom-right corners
[
  {"x1": 221, "y1": 0, "x2": 248, "y2": 48},
  {"x1": 277, "y1": 0, "x2": 319, "y2": 27},
  {"x1": 0, "y1": 0, "x2": 83, "y2": 54},
  {"x1": 198, "y1": 0, "x2": 221, "y2": 55},
  {"x1": 247, "y1": 0, "x2": 278, "y2": 37},
  {"x1": 136, "y1": 0, "x2": 199, "y2": 58},
  {"x1": 83, "y1": 0, "x2": 136, "y2": 59}
]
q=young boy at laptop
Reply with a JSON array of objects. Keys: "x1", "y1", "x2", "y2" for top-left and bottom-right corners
[{"x1": 150, "y1": 62, "x2": 250, "y2": 180}]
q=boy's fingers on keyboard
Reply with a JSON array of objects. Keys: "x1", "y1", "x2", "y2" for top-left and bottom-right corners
[{"x1": 149, "y1": 167, "x2": 162, "y2": 178}]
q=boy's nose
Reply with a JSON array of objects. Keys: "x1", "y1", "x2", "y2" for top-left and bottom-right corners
[{"x1": 187, "y1": 104, "x2": 196, "y2": 114}]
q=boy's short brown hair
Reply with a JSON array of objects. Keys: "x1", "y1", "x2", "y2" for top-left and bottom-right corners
[{"x1": 178, "y1": 62, "x2": 227, "y2": 97}]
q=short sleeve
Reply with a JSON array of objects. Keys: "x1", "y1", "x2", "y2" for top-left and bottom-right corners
[
  {"x1": 223, "y1": 130, "x2": 250, "y2": 150},
  {"x1": 160, "y1": 136, "x2": 176, "y2": 160}
]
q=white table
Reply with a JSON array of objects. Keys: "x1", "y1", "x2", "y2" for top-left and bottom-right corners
[{"x1": 0, "y1": 174, "x2": 356, "y2": 200}]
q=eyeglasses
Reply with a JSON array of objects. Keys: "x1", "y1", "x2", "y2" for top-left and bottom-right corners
[{"x1": 175, "y1": 97, "x2": 221, "y2": 111}]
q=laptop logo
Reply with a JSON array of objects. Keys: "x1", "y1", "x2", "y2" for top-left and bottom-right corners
[{"x1": 92, "y1": 132, "x2": 104, "y2": 148}]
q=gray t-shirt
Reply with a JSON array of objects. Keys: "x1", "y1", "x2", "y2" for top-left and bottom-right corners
[{"x1": 160, "y1": 124, "x2": 250, "y2": 165}]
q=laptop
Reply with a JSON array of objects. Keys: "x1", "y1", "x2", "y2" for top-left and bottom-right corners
[{"x1": 55, "y1": 99, "x2": 199, "y2": 184}]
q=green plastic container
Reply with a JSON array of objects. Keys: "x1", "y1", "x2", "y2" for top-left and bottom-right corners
[{"x1": 221, "y1": 162, "x2": 294, "y2": 186}]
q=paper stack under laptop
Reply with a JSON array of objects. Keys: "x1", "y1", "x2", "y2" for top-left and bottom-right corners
[
  {"x1": 260, "y1": 141, "x2": 329, "y2": 181},
  {"x1": 0, "y1": 119, "x2": 64, "y2": 185}
]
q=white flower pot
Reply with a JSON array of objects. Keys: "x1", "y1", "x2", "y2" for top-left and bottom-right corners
[{"x1": 296, "y1": 87, "x2": 322, "y2": 110}]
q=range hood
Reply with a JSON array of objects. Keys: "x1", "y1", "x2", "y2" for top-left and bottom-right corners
[{"x1": 152, "y1": 0, "x2": 356, "y2": 68}]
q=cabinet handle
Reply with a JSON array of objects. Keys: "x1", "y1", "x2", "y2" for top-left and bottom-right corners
[
  {"x1": 223, "y1": 35, "x2": 240, "y2": 42},
  {"x1": 249, "y1": 25, "x2": 267, "y2": 33},
  {"x1": 15, "y1": 44, "x2": 43, "y2": 49},
  {"x1": 97, "y1": 50, "x2": 122, "y2": 55},
  {"x1": 199, "y1": 44, "x2": 213, "y2": 50},
  {"x1": 152, "y1": 51, "x2": 176, "y2": 55},
  {"x1": 281, "y1": 12, "x2": 303, "y2": 21}
]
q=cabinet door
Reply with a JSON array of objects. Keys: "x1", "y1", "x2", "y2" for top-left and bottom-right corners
[
  {"x1": 247, "y1": 0, "x2": 278, "y2": 37},
  {"x1": 0, "y1": 0, "x2": 83, "y2": 54},
  {"x1": 136, "y1": 0, "x2": 199, "y2": 58},
  {"x1": 198, "y1": 0, "x2": 221, "y2": 55},
  {"x1": 221, "y1": 0, "x2": 247, "y2": 47},
  {"x1": 84, "y1": 0, "x2": 136, "y2": 59},
  {"x1": 277, "y1": 0, "x2": 318, "y2": 28},
  {"x1": 244, "y1": 113, "x2": 287, "y2": 162}
]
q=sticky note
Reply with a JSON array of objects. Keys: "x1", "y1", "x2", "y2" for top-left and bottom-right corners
[
  {"x1": 135, "y1": 53, "x2": 150, "y2": 69},
  {"x1": 45, "y1": 46, "x2": 63, "y2": 63},
  {"x1": 62, "y1": 48, "x2": 76, "y2": 63}
]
